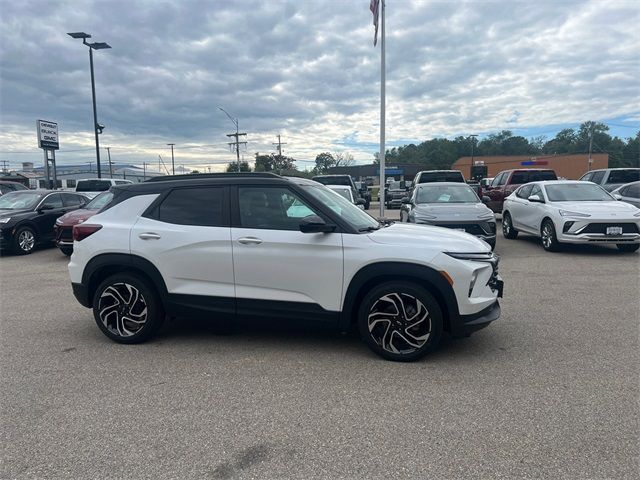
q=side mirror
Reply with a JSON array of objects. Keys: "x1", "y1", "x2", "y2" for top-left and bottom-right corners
[
  {"x1": 613, "y1": 193, "x2": 622, "y2": 200},
  {"x1": 356, "y1": 198, "x2": 366, "y2": 206},
  {"x1": 401, "y1": 197, "x2": 411, "y2": 204},
  {"x1": 38, "y1": 204, "x2": 55, "y2": 213},
  {"x1": 482, "y1": 196, "x2": 491, "y2": 204},
  {"x1": 528, "y1": 194, "x2": 544, "y2": 203},
  {"x1": 299, "y1": 215, "x2": 336, "y2": 233}
]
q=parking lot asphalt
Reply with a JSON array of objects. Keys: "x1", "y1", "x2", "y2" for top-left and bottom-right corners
[{"x1": 1, "y1": 213, "x2": 639, "y2": 479}]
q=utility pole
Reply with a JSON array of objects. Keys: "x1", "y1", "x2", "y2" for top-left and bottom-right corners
[
  {"x1": 0, "y1": 160, "x2": 8, "y2": 173},
  {"x1": 469, "y1": 134, "x2": 478, "y2": 179},
  {"x1": 106, "y1": 147, "x2": 113, "y2": 178},
  {"x1": 167, "y1": 143, "x2": 175, "y2": 175},
  {"x1": 273, "y1": 134, "x2": 287, "y2": 172},
  {"x1": 88, "y1": 161, "x2": 93, "y2": 173},
  {"x1": 142, "y1": 162, "x2": 147, "y2": 181},
  {"x1": 227, "y1": 131, "x2": 247, "y2": 172}
]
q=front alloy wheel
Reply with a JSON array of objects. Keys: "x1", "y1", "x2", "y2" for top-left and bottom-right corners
[
  {"x1": 502, "y1": 213, "x2": 518, "y2": 239},
  {"x1": 358, "y1": 282, "x2": 442, "y2": 361},
  {"x1": 93, "y1": 274, "x2": 164, "y2": 343},
  {"x1": 541, "y1": 219, "x2": 561, "y2": 252},
  {"x1": 14, "y1": 226, "x2": 36, "y2": 254}
]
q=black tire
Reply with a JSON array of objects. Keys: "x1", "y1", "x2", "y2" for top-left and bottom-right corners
[
  {"x1": 60, "y1": 246, "x2": 73, "y2": 256},
  {"x1": 541, "y1": 219, "x2": 561, "y2": 252},
  {"x1": 13, "y1": 225, "x2": 37, "y2": 255},
  {"x1": 357, "y1": 281, "x2": 443, "y2": 362},
  {"x1": 92, "y1": 273, "x2": 164, "y2": 344},
  {"x1": 617, "y1": 243, "x2": 639, "y2": 253},
  {"x1": 502, "y1": 212, "x2": 518, "y2": 239}
]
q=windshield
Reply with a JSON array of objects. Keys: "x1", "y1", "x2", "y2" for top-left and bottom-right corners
[
  {"x1": 313, "y1": 176, "x2": 351, "y2": 187},
  {"x1": 76, "y1": 180, "x2": 112, "y2": 192},
  {"x1": 608, "y1": 169, "x2": 640, "y2": 184},
  {"x1": 303, "y1": 185, "x2": 379, "y2": 231},
  {"x1": 545, "y1": 183, "x2": 614, "y2": 202},
  {"x1": 0, "y1": 191, "x2": 44, "y2": 210},
  {"x1": 328, "y1": 187, "x2": 353, "y2": 202},
  {"x1": 416, "y1": 184, "x2": 480, "y2": 204},
  {"x1": 85, "y1": 191, "x2": 114, "y2": 210}
]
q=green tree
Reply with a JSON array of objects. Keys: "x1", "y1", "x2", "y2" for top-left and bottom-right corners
[
  {"x1": 314, "y1": 152, "x2": 335, "y2": 174},
  {"x1": 226, "y1": 161, "x2": 252, "y2": 172}
]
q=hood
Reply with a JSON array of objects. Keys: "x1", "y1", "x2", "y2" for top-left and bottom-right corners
[
  {"x1": 0, "y1": 208, "x2": 32, "y2": 218},
  {"x1": 551, "y1": 200, "x2": 639, "y2": 215},
  {"x1": 57, "y1": 208, "x2": 97, "y2": 226},
  {"x1": 368, "y1": 222, "x2": 490, "y2": 252},
  {"x1": 413, "y1": 203, "x2": 493, "y2": 221}
]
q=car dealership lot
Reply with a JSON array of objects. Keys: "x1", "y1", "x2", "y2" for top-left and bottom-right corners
[{"x1": 1, "y1": 232, "x2": 638, "y2": 479}]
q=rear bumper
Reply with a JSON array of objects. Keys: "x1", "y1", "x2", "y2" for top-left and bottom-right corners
[{"x1": 72, "y1": 282, "x2": 92, "y2": 308}]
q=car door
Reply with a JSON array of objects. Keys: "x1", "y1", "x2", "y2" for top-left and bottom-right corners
[
  {"x1": 520, "y1": 184, "x2": 546, "y2": 232},
  {"x1": 485, "y1": 172, "x2": 507, "y2": 212},
  {"x1": 130, "y1": 186, "x2": 235, "y2": 313},
  {"x1": 231, "y1": 185, "x2": 344, "y2": 316},
  {"x1": 508, "y1": 184, "x2": 533, "y2": 229},
  {"x1": 34, "y1": 193, "x2": 65, "y2": 240}
]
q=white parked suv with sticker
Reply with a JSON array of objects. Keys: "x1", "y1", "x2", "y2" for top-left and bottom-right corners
[
  {"x1": 502, "y1": 180, "x2": 640, "y2": 252},
  {"x1": 68, "y1": 173, "x2": 503, "y2": 361}
]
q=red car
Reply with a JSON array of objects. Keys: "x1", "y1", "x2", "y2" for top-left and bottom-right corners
[
  {"x1": 483, "y1": 169, "x2": 557, "y2": 213},
  {"x1": 54, "y1": 191, "x2": 113, "y2": 255}
]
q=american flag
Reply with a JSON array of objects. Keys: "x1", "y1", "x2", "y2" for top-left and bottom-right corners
[{"x1": 370, "y1": 0, "x2": 380, "y2": 46}]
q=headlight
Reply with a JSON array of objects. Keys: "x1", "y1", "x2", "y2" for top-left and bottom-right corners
[
  {"x1": 55, "y1": 218, "x2": 63, "y2": 225},
  {"x1": 478, "y1": 212, "x2": 495, "y2": 219},
  {"x1": 414, "y1": 213, "x2": 437, "y2": 220},
  {"x1": 0, "y1": 217, "x2": 11, "y2": 224},
  {"x1": 446, "y1": 252, "x2": 497, "y2": 262},
  {"x1": 559, "y1": 209, "x2": 591, "y2": 217},
  {"x1": 634, "y1": 210, "x2": 640, "y2": 217}
]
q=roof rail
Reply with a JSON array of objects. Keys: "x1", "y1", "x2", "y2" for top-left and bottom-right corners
[{"x1": 145, "y1": 172, "x2": 281, "y2": 182}]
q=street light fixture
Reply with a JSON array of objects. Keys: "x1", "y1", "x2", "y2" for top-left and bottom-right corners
[{"x1": 68, "y1": 32, "x2": 111, "y2": 178}]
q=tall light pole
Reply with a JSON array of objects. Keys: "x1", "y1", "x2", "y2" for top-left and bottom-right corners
[
  {"x1": 68, "y1": 32, "x2": 111, "y2": 179},
  {"x1": 218, "y1": 106, "x2": 245, "y2": 172},
  {"x1": 167, "y1": 143, "x2": 175, "y2": 174},
  {"x1": 469, "y1": 134, "x2": 478, "y2": 179}
]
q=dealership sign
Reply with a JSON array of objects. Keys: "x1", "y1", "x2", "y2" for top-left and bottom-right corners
[{"x1": 37, "y1": 120, "x2": 59, "y2": 150}]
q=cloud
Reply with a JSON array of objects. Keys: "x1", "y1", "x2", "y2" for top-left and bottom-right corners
[{"x1": 1, "y1": 0, "x2": 638, "y2": 172}]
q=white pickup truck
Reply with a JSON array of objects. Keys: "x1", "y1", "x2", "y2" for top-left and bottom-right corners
[{"x1": 75, "y1": 178, "x2": 133, "y2": 199}]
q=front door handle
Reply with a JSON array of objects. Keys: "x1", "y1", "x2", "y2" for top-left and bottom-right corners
[
  {"x1": 139, "y1": 232, "x2": 161, "y2": 240},
  {"x1": 238, "y1": 236, "x2": 262, "y2": 245}
]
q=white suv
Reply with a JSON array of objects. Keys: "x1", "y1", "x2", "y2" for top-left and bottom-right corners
[{"x1": 68, "y1": 173, "x2": 503, "y2": 361}]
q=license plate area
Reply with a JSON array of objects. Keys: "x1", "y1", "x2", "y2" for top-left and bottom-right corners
[{"x1": 606, "y1": 226, "x2": 623, "y2": 235}]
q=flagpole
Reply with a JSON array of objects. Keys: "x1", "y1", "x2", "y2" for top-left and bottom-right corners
[{"x1": 379, "y1": 0, "x2": 386, "y2": 218}]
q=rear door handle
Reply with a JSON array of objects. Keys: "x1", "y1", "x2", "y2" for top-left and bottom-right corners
[
  {"x1": 139, "y1": 232, "x2": 161, "y2": 240},
  {"x1": 238, "y1": 237, "x2": 262, "y2": 245}
]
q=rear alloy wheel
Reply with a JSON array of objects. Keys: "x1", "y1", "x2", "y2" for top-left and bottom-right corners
[
  {"x1": 502, "y1": 212, "x2": 518, "y2": 239},
  {"x1": 13, "y1": 226, "x2": 36, "y2": 255},
  {"x1": 541, "y1": 219, "x2": 561, "y2": 252},
  {"x1": 617, "y1": 243, "x2": 639, "y2": 253},
  {"x1": 358, "y1": 282, "x2": 442, "y2": 362},
  {"x1": 93, "y1": 274, "x2": 164, "y2": 344}
]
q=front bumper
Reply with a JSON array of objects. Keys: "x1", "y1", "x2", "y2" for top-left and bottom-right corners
[
  {"x1": 557, "y1": 220, "x2": 640, "y2": 244},
  {"x1": 452, "y1": 301, "x2": 501, "y2": 337}
]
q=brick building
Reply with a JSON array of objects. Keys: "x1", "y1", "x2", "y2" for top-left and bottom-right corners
[{"x1": 453, "y1": 153, "x2": 608, "y2": 180}]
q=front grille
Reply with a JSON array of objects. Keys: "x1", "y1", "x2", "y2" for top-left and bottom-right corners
[
  {"x1": 57, "y1": 226, "x2": 73, "y2": 241},
  {"x1": 436, "y1": 223, "x2": 485, "y2": 236},
  {"x1": 580, "y1": 223, "x2": 639, "y2": 234}
]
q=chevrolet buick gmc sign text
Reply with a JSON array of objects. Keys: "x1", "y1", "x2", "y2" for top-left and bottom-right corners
[{"x1": 37, "y1": 120, "x2": 59, "y2": 150}]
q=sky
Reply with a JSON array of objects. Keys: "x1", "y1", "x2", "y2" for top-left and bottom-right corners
[{"x1": 1, "y1": 0, "x2": 639, "y2": 173}]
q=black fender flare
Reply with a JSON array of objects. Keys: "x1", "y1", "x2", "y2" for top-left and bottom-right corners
[
  {"x1": 82, "y1": 253, "x2": 169, "y2": 308},
  {"x1": 339, "y1": 261, "x2": 460, "y2": 331}
]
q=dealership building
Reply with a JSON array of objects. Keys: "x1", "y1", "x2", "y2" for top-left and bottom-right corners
[{"x1": 328, "y1": 153, "x2": 608, "y2": 183}]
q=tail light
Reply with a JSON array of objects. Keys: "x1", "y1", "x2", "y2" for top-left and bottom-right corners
[{"x1": 73, "y1": 224, "x2": 102, "y2": 241}]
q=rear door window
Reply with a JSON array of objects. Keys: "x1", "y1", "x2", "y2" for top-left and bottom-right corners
[
  {"x1": 158, "y1": 187, "x2": 226, "y2": 227},
  {"x1": 608, "y1": 170, "x2": 640, "y2": 184},
  {"x1": 62, "y1": 194, "x2": 85, "y2": 207}
]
